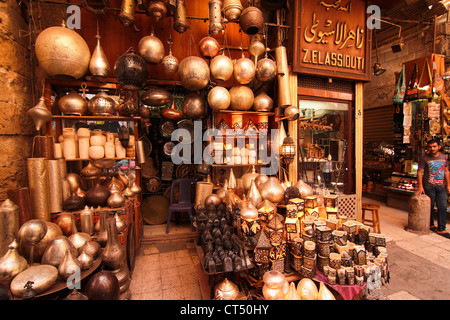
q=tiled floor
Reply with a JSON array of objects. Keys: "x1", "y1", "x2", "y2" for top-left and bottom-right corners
[
  {"x1": 130, "y1": 222, "x2": 202, "y2": 300},
  {"x1": 129, "y1": 197, "x2": 450, "y2": 300}
]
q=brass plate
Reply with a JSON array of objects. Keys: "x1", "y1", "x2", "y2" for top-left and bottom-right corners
[{"x1": 142, "y1": 194, "x2": 170, "y2": 225}]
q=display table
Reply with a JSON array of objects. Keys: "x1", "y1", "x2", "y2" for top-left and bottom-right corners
[
  {"x1": 12, "y1": 257, "x2": 102, "y2": 300},
  {"x1": 315, "y1": 270, "x2": 365, "y2": 300}
]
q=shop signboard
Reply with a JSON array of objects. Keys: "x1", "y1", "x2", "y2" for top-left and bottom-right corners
[{"x1": 292, "y1": 0, "x2": 371, "y2": 81}]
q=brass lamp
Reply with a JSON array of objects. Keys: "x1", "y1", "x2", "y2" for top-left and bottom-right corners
[{"x1": 281, "y1": 135, "x2": 296, "y2": 165}]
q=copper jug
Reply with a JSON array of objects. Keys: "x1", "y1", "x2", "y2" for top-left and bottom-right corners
[{"x1": 101, "y1": 217, "x2": 126, "y2": 270}]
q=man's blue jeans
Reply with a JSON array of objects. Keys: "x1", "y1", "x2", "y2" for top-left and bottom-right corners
[{"x1": 424, "y1": 184, "x2": 448, "y2": 231}]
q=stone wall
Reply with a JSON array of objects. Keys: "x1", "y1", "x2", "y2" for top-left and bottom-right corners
[{"x1": 0, "y1": 0, "x2": 35, "y2": 200}]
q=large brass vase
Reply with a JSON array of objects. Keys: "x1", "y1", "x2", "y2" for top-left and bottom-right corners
[
  {"x1": 101, "y1": 217, "x2": 126, "y2": 270},
  {"x1": 35, "y1": 25, "x2": 91, "y2": 80},
  {"x1": 0, "y1": 199, "x2": 19, "y2": 258}
]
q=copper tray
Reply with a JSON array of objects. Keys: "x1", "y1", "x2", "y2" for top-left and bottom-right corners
[{"x1": 142, "y1": 194, "x2": 170, "y2": 225}]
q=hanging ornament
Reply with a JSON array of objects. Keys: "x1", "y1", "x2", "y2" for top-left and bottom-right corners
[
  {"x1": 173, "y1": 0, "x2": 189, "y2": 34},
  {"x1": 119, "y1": 0, "x2": 136, "y2": 27},
  {"x1": 209, "y1": 0, "x2": 224, "y2": 36},
  {"x1": 161, "y1": 24, "x2": 179, "y2": 74},
  {"x1": 147, "y1": 0, "x2": 168, "y2": 22},
  {"x1": 27, "y1": 96, "x2": 52, "y2": 131},
  {"x1": 89, "y1": 21, "x2": 110, "y2": 78}
]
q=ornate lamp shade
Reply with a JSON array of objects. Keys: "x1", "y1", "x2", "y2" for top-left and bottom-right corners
[{"x1": 281, "y1": 135, "x2": 296, "y2": 164}]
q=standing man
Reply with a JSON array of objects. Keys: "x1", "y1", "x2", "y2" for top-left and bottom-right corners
[{"x1": 416, "y1": 139, "x2": 450, "y2": 238}]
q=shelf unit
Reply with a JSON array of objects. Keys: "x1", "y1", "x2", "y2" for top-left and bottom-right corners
[
  {"x1": 209, "y1": 109, "x2": 277, "y2": 186},
  {"x1": 43, "y1": 78, "x2": 143, "y2": 265}
]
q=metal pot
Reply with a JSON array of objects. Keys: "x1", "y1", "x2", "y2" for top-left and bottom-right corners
[
  {"x1": 147, "y1": 0, "x2": 168, "y2": 21},
  {"x1": 114, "y1": 47, "x2": 149, "y2": 90},
  {"x1": 140, "y1": 88, "x2": 172, "y2": 107},
  {"x1": 41, "y1": 235, "x2": 78, "y2": 267},
  {"x1": 239, "y1": 6, "x2": 264, "y2": 35},
  {"x1": 0, "y1": 240, "x2": 28, "y2": 285},
  {"x1": 35, "y1": 25, "x2": 90, "y2": 80},
  {"x1": 207, "y1": 86, "x2": 230, "y2": 112},
  {"x1": 229, "y1": 86, "x2": 254, "y2": 111},
  {"x1": 198, "y1": 36, "x2": 220, "y2": 59},
  {"x1": 138, "y1": 32, "x2": 165, "y2": 65},
  {"x1": 248, "y1": 40, "x2": 265, "y2": 63},
  {"x1": 58, "y1": 90, "x2": 88, "y2": 116},
  {"x1": 222, "y1": 0, "x2": 243, "y2": 22},
  {"x1": 210, "y1": 54, "x2": 234, "y2": 82},
  {"x1": 85, "y1": 183, "x2": 110, "y2": 207},
  {"x1": 260, "y1": 177, "x2": 285, "y2": 204},
  {"x1": 88, "y1": 91, "x2": 117, "y2": 116},
  {"x1": 178, "y1": 56, "x2": 210, "y2": 91},
  {"x1": 256, "y1": 57, "x2": 277, "y2": 82},
  {"x1": 181, "y1": 93, "x2": 206, "y2": 119},
  {"x1": 252, "y1": 91, "x2": 273, "y2": 112},
  {"x1": 161, "y1": 100, "x2": 184, "y2": 121},
  {"x1": 233, "y1": 56, "x2": 255, "y2": 84},
  {"x1": 214, "y1": 278, "x2": 239, "y2": 300},
  {"x1": 85, "y1": 270, "x2": 120, "y2": 300}
]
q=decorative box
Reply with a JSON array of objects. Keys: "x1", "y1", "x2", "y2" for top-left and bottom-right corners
[
  {"x1": 317, "y1": 240, "x2": 332, "y2": 257},
  {"x1": 329, "y1": 252, "x2": 341, "y2": 269},
  {"x1": 326, "y1": 217, "x2": 339, "y2": 230},
  {"x1": 302, "y1": 216, "x2": 316, "y2": 228},
  {"x1": 291, "y1": 237, "x2": 303, "y2": 255},
  {"x1": 303, "y1": 253, "x2": 317, "y2": 270},
  {"x1": 258, "y1": 206, "x2": 274, "y2": 222},
  {"x1": 338, "y1": 276, "x2": 346, "y2": 285},
  {"x1": 286, "y1": 204, "x2": 298, "y2": 219},
  {"x1": 353, "y1": 245, "x2": 366, "y2": 265},
  {"x1": 303, "y1": 240, "x2": 316, "y2": 258},
  {"x1": 324, "y1": 194, "x2": 338, "y2": 208},
  {"x1": 358, "y1": 224, "x2": 371, "y2": 241},
  {"x1": 300, "y1": 265, "x2": 315, "y2": 278},
  {"x1": 332, "y1": 230, "x2": 348, "y2": 246},
  {"x1": 271, "y1": 258, "x2": 285, "y2": 273},
  {"x1": 355, "y1": 275, "x2": 364, "y2": 286},
  {"x1": 342, "y1": 220, "x2": 357, "y2": 235},
  {"x1": 328, "y1": 275, "x2": 336, "y2": 285},
  {"x1": 303, "y1": 225, "x2": 315, "y2": 236},
  {"x1": 316, "y1": 226, "x2": 332, "y2": 241},
  {"x1": 285, "y1": 217, "x2": 298, "y2": 234},
  {"x1": 328, "y1": 267, "x2": 337, "y2": 277},
  {"x1": 341, "y1": 252, "x2": 353, "y2": 267},
  {"x1": 317, "y1": 254, "x2": 329, "y2": 272},
  {"x1": 326, "y1": 207, "x2": 338, "y2": 220},
  {"x1": 291, "y1": 253, "x2": 303, "y2": 271},
  {"x1": 289, "y1": 198, "x2": 305, "y2": 212},
  {"x1": 354, "y1": 265, "x2": 364, "y2": 277},
  {"x1": 305, "y1": 196, "x2": 318, "y2": 208},
  {"x1": 302, "y1": 233, "x2": 316, "y2": 243},
  {"x1": 313, "y1": 219, "x2": 326, "y2": 230},
  {"x1": 323, "y1": 265, "x2": 330, "y2": 276}
]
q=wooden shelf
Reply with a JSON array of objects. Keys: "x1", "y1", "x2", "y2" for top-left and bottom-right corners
[
  {"x1": 211, "y1": 163, "x2": 269, "y2": 167},
  {"x1": 63, "y1": 157, "x2": 135, "y2": 162},
  {"x1": 213, "y1": 110, "x2": 275, "y2": 116},
  {"x1": 52, "y1": 115, "x2": 141, "y2": 121}
]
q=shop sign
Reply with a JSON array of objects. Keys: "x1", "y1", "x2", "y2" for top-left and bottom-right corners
[{"x1": 292, "y1": 0, "x2": 371, "y2": 81}]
